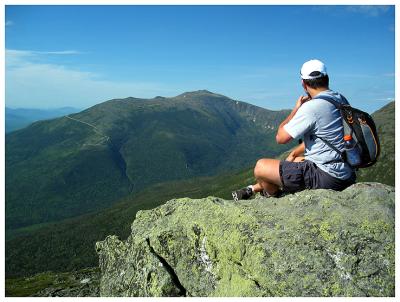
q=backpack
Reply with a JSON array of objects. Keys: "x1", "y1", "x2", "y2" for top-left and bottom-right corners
[{"x1": 313, "y1": 94, "x2": 380, "y2": 169}]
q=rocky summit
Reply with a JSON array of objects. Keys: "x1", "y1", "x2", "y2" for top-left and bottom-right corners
[{"x1": 96, "y1": 182, "x2": 394, "y2": 297}]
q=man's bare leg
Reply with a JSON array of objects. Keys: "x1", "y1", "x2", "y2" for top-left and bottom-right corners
[
  {"x1": 252, "y1": 158, "x2": 283, "y2": 195},
  {"x1": 252, "y1": 158, "x2": 304, "y2": 194},
  {"x1": 251, "y1": 182, "x2": 279, "y2": 195},
  {"x1": 232, "y1": 158, "x2": 283, "y2": 200}
]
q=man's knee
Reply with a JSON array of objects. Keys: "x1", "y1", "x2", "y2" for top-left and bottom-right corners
[
  {"x1": 254, "y1": 158, "x2": 282, "y2": 186},
  {"x1": 254, "y1": 158, "x2": 272, "y2": 178}
]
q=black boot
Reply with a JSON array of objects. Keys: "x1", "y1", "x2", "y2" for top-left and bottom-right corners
[{"x1": 232, "y1": 187, "x2": 253, "y2": 201}]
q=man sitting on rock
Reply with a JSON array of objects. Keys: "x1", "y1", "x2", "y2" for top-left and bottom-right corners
[{"x1": 232, "y1": 59, "x2": 356, "y2": 201}]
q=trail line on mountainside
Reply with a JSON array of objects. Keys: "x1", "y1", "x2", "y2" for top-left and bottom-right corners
[
  {"x1": 65, "y1": 115, "x2": 110, "y2": 142},
  {"x1": 65, "y1": 114, "x2": 134, "y2": 188}
]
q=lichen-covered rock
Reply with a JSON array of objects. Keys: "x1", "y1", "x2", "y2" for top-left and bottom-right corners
[{"x1": 96, "y1": 182, "x2": 395, "y2": 297}]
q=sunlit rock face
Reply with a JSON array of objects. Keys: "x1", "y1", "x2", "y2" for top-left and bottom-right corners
[{"x1": 96, "y1": 182, "x2": 395, "y2": 297}]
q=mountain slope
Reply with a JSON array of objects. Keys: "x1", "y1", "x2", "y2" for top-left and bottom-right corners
[
  {"x1": 5, "y1": 107, "x2": 80, "y2": 133},
  {"x1": 6, "y1": 90, "x2": 293, "y2": 230},
  {"x1": 6, "y1": 167, "x2": 254, "y2": 277},
  {"x1": 356, "y1": 101, "x2": 395, "y2": 186}
]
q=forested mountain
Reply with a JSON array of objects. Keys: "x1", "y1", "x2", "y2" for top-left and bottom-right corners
[{"x1": 6, "y1": 90, "x2": 292, "y2": 230}]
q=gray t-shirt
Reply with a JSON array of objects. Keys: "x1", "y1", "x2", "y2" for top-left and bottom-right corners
[{"x1": 283, "y1": 90, "x2": 354, "y2": 180}]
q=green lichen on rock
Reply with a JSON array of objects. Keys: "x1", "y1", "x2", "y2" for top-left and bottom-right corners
[{"x1": 96, "y1": 182, "x2": 395, "y2": 297}]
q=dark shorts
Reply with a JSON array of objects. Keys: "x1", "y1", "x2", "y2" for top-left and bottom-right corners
[{"x1": 279, "y1": 160, "x2": 356, "y2": 193}]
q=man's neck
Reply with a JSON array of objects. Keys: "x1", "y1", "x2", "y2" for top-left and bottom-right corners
[{"x1": 308, "y1": 87, "x2": 329, "y2": 98}]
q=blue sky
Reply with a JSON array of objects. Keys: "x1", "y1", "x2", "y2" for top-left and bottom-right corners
[{"x1": 5, "y1": 5, "x2": 395, "y2": 113}]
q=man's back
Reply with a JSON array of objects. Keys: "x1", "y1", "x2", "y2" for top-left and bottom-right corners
[{"x1": 284, "y1": 90, "x2": 354, "y2": 180}]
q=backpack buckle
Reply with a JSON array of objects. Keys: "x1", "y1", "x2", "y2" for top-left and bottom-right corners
[
  {"x1": 347, "y1": 115, "x2": 354, "y2": 124},
  {"x1": 344, "y1": 107, "x2": 353, "y2": 123}
]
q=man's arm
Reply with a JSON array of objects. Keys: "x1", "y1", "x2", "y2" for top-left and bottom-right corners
[
  {"x1": 286, "y1": 142, "x2": 305, "y2": 162},
  {"x1": 276, "y1": 95, "x2": 310, "y2": 144}
]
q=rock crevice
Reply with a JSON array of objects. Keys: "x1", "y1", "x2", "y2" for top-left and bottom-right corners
[{"x1": 145, "y1": 238, "x2": 187, "y2": 296}]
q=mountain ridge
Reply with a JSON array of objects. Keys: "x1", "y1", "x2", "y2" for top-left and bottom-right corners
[{"x1": 6, "y1": 90, "x2": 293, "y2": 230}]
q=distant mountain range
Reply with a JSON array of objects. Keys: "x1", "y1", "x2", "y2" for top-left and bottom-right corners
[
  {"x1": 5, "y1": 107, "x2": 81, "y2": 133},
  {"x1": 5, "y1": 98, "x2": 394, "y2": 279},
  {"x1": 6, "y1": 90, "x2": 293, "y2": 231}
]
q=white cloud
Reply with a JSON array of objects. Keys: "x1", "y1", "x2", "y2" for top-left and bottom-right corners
[
  {"x1": 383, "y1": 73, "x2": 395, "y2": 77},
  {"x1": 34, "y1": 50, "x2": 83, "y2": 55},
  {"x1": 346, "y1": 5, "x2": 391, "y2": 17},
  {"x1": 6, "y1": 49, "x2": 82, "y2": 65},
  {"x1": 336, "y1": 72, "x2": 395, "y2": 79},
  {"x1": 337, "y1": 73, "x2": 375, "y2": 79},
  {"x1": 375, "y1": 97, "x2": 395, "y2": 102},
  {"x1": 5, "y1": 49, "x2": 176, "y2": 109},
  {"x1": 5, "y1": 20, "x2": 13, "y2": 26}
]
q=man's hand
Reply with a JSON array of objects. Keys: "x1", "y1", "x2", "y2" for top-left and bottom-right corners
[
  {"x1": 295, "y1": 95, "x2": 311, "y2": 109},
  {"x1": 286, "y1": 150, "x2": 297, "y2": 162},
  {"x1": 285, "y1": 142, "x2": 305, "y2": 161},
  {"x1": 276, "y1": 97, "x2": 309, "y2": 145}
]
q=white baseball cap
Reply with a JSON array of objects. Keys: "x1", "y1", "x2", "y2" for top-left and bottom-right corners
[{"x1": 300, "y1": 59, "x2": 328, "y2": 80}]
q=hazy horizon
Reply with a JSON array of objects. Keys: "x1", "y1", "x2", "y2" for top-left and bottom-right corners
[{"x1": 4, "y1": 89, "x2": 394, "y2": 114}]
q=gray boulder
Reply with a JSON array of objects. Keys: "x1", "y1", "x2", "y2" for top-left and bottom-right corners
[{"x1": 96, "y1": 183, "x2": 395, "y2": 297}]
